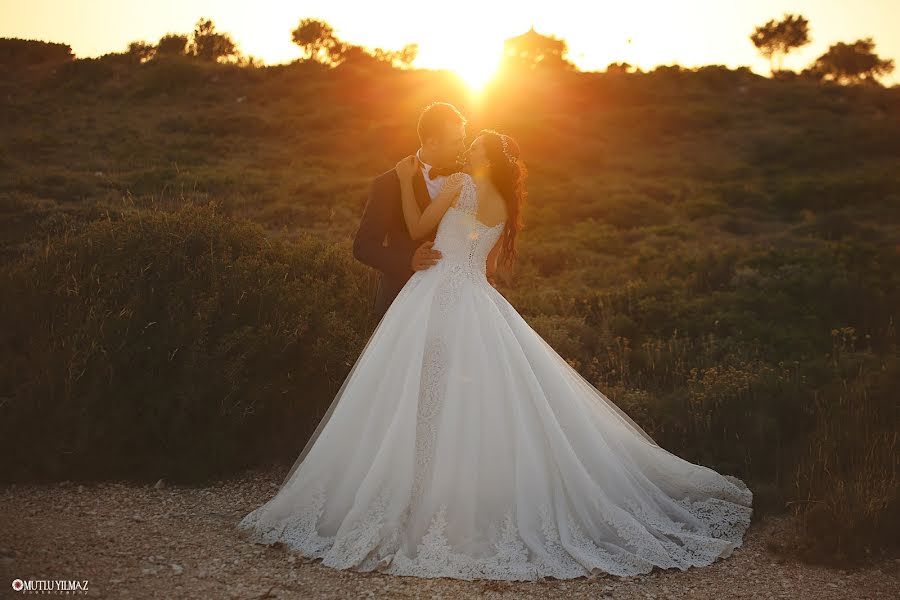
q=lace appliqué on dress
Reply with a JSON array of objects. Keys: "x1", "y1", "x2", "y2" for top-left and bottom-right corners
[
  {"x1": 410, "y1": 335, "x2": 448, "y2": 506},
  {"x1": 237, "y1": 472, "x2": 752, "y2": 581},
  {"x1": 433, "y1": 173, "x2": 504, "y2": 315}
]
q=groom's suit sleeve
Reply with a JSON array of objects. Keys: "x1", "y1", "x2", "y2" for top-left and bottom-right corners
[{"x1": 352, "y1": 173, "x2": 415, "y2": 281}]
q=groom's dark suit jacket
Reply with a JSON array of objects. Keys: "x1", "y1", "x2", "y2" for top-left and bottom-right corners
[{"x1": 352, "y1": 167, "x2": 438, "y2": 321}]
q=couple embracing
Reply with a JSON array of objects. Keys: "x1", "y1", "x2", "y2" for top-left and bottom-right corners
[{"x1": 237, "y1": 101, "x2": 753, "y2": 583}]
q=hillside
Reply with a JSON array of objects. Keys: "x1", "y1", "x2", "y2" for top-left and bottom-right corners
[{"x1": 1, "y1": 53, "x2": 898, "y2": 564}]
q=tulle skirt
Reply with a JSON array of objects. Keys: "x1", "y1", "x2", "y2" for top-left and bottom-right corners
[{"x1": 236, "y1": 262, "x2": 753, "y2": 581}]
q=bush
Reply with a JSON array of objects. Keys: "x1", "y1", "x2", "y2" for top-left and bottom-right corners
[
  {"x1": 49, "y1": 57, "x2": 119, "y2": 93},
  {"x1": 0, "y1": 37, "x2": 74, "y2": 69},
  {"x1": 0, "y1": 202, "x2": 371, "y2": 482},
  {"x1": 788, "y1": 341, "x2": 899, "y2": 563},
  {"x1": 133, "y1": 55, "x2": 209, "y2": 97}
]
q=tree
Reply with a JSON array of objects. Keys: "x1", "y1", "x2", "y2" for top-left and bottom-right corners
[
  {"x1": 331, "y1": 42, "x2": 418, "y2": 69},
  {"x1": 750, "y1": 13, "x2": 811, "y2": 74},
  {"x1": 368, "y1": 43, "x2": 418, "y2": 68},
  {"x1": 804, "y1": 38, "x2": 895, "y2": 85},
  {"x1": 290, "y1": 18, "x2": 418, "y2": 69},
  {"x1": 126, "y1": 41, "x2": 155, "y2": 63},
  {"x1": 156, "y1": 34, "x2": 189, "y2": 58},
  {"x1": 188, "y1": 17, "x2": 240, "y2": 63},
  {"x1": 291, "y1": 18, "x2": 344, "y2": 65},
  {"x1": 501, "y1": 26, "x2": 576, "y2": 71}
]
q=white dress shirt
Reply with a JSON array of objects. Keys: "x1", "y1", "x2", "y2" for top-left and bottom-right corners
[{"x1": 416, "y1": 148, "x2": 446, "y2": 200}]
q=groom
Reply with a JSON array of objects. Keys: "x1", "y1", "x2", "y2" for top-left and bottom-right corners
[{"x1": 353, "y1": 102, "x2": 468, "y2": 322}]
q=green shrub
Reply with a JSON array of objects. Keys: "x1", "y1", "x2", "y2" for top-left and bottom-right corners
[
  {"x1": 0, "y1": 202, "x2": 370, "y2": 482},
  {"x1": 788, "y1": 337, "x2": 899, "y2": 564}
]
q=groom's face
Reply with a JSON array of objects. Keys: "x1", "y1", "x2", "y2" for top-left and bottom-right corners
[{"x1": 428, "y1": 122, "x2": 467, "y2": 168}]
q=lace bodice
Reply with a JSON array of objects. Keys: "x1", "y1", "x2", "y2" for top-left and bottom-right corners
[{"x1": 430, "y1": 172, "x2": 505, "y2": 282}]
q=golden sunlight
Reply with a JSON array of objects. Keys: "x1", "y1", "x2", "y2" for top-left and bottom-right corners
[
  {"x1": 449, "y1": 45, "x2": 502, "y2": 92},
  {"x1": 409, "y1": 9, "x2": 508, "y2": 94},
  {"x1": 453, "y1": 56, "x2": 500, "y2": 92},
  {"x1": 420, "y1": 37, "x2": 503, "y2": 93}
]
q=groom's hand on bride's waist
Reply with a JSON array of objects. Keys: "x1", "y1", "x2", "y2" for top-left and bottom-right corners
[{"x1": 411, "y1": 240, "x2": 442, "y2": 271}]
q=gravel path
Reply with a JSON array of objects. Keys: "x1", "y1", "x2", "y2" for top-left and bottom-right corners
[{"x1": 1, "y1": 465, "x2": 896, "y2": 599}]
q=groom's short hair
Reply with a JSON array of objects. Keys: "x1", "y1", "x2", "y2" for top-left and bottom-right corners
[{"x1": 417, "y1": 102, "x2": 466, "y2": 145}]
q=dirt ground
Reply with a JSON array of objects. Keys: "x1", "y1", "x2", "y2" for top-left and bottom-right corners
[{"x1": 1, "y1": 465, "x2": 897, "y2": 599}]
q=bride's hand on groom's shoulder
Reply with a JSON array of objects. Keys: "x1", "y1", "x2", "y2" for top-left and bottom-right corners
[{"x1": 395, "y1": 155, "x2": 417, "y2": 180}]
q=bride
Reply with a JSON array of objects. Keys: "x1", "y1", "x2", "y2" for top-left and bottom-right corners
[{"x1": 236, "y1": 130, "x2": 753, "y2": 581}]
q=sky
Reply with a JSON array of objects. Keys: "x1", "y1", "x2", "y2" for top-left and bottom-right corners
[{"x1": 2, "y1": 0, "x2": 897, "y2": 86}]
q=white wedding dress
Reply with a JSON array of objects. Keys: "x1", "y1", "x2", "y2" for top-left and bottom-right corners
[{"x1": 236, "y1": 172, "x2": 753, "y2": 581}]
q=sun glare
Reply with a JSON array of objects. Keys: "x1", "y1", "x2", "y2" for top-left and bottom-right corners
[
  {"x1": 451, "y1": 51, "x2": 501, "y2": 92},
  {"x1": 418, "y1": 36, "x2": 503, "y2": 94}
]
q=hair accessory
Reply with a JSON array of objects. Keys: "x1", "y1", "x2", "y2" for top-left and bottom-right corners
[{"x1": 500, "y1": 134, "x2": 517, "y2": 164}]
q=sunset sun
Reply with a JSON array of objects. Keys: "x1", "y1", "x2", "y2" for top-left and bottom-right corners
[
  {"x1": 418, "y1": 37, "x2": 503, "y2": 93},
  {"x1": 450, "y1": 49, "x2": 501, "y2": 92}
]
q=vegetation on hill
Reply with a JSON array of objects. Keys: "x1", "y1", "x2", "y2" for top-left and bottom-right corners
[{"x1": 0, "y1": 16, "x2": 897, "y2": 565}]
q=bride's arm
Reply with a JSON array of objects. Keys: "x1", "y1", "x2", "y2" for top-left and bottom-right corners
[{"x1": 395, "y1": 156, "x2": 463, "y2": 240}]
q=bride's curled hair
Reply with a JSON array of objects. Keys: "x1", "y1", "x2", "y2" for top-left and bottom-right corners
[{"x1": 478, "y1": 129, "x2": 526, "y2": 271}]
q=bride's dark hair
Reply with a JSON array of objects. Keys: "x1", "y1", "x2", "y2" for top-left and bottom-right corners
[{"x1": 478, "y1": 129, "x2": 526, "y2": 271}]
